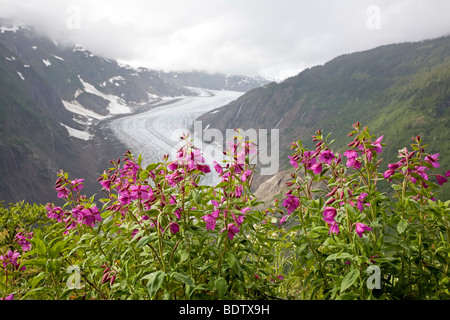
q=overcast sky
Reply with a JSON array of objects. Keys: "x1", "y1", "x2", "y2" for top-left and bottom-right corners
[{"x1": 1, "y1": 0, "x2": 449, "y2": 80}]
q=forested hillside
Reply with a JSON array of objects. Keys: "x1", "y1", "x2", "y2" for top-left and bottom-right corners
[{"x1": 199, "y1": 36, "x2": 450, "y2": 198}]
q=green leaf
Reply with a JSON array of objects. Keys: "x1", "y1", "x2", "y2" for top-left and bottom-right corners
[
  {"x1": 146, "y1": 163, "x2": 160, "y2": 171},
  {"x1": 224, "y1": 251, "x2": 241, "y2": 277},
  {"x1": 340, "y1": 268, "x2": 360, "y2": 293},
  {"x1": 171, "y1": 272, "x2": 195, "y2": 287},
  {"x1": 48, "y1": 240, "x2": 68, "y2": 259},
  {"x1": 145, "y1": 270, "x2": 165, "y2": 299},
  {"x1": 326, "y1": 252, "x2": 353, "y2": 261},
  {"x1": 214, "y1": 277, "x2": 228, "y2": 299},
  {"x1": 32, "y1": 238, "x2": 47, "y2": 256},
  {"x1": 139, "y1": 170, "x2": 149, "y2": 180},
  {"x1": 192, "y1": 190, "x2": 201, "y2": 205},
  {"x1": 136, "y1": 235, "x2": 156, "y2": 249},
  {"x1": 23, "y1": 258, "x2": 47, "y2": 266},
  {"x1": 397, "y1": 219, "x2": 408, "y2": 234},
  {"x1": 79, "y1": 234, "x2": 95, "y2": 242}
]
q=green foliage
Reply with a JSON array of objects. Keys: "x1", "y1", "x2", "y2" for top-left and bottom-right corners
[{"x1": 0, "y1": 125, "x2": 449, "y2": 300}]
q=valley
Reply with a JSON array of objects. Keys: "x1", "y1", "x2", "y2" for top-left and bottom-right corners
[{"x1": 103, "y1": 88, "x2": 243, "y2": 185}]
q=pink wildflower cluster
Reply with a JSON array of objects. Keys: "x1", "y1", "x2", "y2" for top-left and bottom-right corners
[
  {"x1": 344, "y1": 124, "x2": 384, "y2": 169},
  {"x1": 97, "y1": 151, "x2": 179, "y2": 236},
  {"x1": 200, "y1": 137, "x2": 255, "y2": 240},
  {"x1": 14, "y1": 230, "x2": 33, "y2": 251},
  {"x1": 54, "y1": 175, "x2": 84, "y2": 199},
  {"x1": 383, "y1": 147, "x2": 449, "y2": 186},
  {"x1": 46, "y1": 171, "x2": 103, "y2": 233},
  {"x1": 46, "y1": 203, "x2": 101, "y2": 233},
  {"x1": 0, "y1": 250, "x2": 21, "y2": 269},
  {"x1": 282, "y1": 124, "x2": 382, "y2": 238}
]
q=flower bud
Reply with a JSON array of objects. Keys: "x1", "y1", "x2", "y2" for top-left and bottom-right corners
[{"x1": 110, "y1": 274, "x2": 116, "y2": 285}]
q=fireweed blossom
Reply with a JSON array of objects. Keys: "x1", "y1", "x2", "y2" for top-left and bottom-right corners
[
  {"x1": 71, "y1": 178, "x2": 84, "y2": 192},
  {"x1": 319, "y1": 150, "x2": 335, "y2": 165},
  {"x1": 202, "y1": 200, "x2": 221, "y2": 230},
  {"x1": 0, "y1": 250, "x2": 20, "y2": 268},
  {"x1": 221, "y1": 223, "x2": 240, "y2": 240},
  {"x1": 15, "y1": 231, "x2": 33, "y2": 251},
  {"x1": 322, "y1": 207, "x2": 337, "y2": 225},
  {"x1": 436, "y1": 174, "x2": 448, "y2": 185},
  {"x1": 282, "y1": 193, "x2": 300, "y2": 215},
  {"x1": 355, "y1": 223, "x2": 372, "y2": 238},
  {"x1": 344, "y1": 150, "x2": 361, "y2": 169},
  {"x1": 371, "y1": 135, "x2": 384, "y2": 154},
  {"x1": 323, "y1": 207, "x2": 339, "y2": 235},
  {"x1": 356, "y1": 193, "x2": 370, "y2": 212},
  {"x1": 425, "y1": 153, "x2": 440, "y2": 168},
  {"x1": 329, "y1": 222, "x2": 339, "y2": 235}
]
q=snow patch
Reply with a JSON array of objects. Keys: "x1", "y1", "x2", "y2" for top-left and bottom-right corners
[
  {"x1": 32, "y1": 46, "x2": 37, "y2": 51},
  {"x1": 0, "y1": 26, "x2": 19, "y2": 33},
  {"x1": 62, "y1": 100, "x2": 106, "y2": 120},
  {"x1": 78, "y1": 76, "x2": 131, "y2": 115},
  {"x1": 52, "y1": 54, "x2": 64, "y2": 61},
  {"x1": 16, "y1": 72, "x2": 25, "y2": 80},
  {"x1": 42, "y1": 59, "x2": 51, "y2": 67},
  {"x1": 60, "y1": 123, "x2": 92, "y2": 141}
]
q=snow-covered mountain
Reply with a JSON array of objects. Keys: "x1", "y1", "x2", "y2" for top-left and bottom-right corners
[{"x1": 0, "y1": 21, "x2": 269, "y2": 204}]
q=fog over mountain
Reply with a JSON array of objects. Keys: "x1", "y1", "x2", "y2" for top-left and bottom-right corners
[{"x1": 1, "y1": 0, "x2": 449, "y2": 80}]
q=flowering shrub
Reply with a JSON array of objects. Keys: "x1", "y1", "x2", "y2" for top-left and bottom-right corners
[
  {"x1": 0, "y1": 124, "x2": 449, "y2": 300},
  {"x1": 267, "y1": 123, "x2": 450, "y2": 299}
]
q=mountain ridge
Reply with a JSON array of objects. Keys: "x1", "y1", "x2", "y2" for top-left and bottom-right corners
[{"x1": 198, "y1": 35, "x2": 450, "y2": 199}]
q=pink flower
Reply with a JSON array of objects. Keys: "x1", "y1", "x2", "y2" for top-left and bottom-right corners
[
  {"x1": 329, "y1": 222, "x2": 339, "y2": 235},
  {"x1": 196, "y1": 164, "x2": 211, "y2": 173},
  {"x1": 99, "y1": 179, "x2": 112, "y2": 190},
  {"x1": 130, "y1": 185, "x2": 152, "y2": 200},
  {"x1": 372, "y1": 135, "x2": 384, "y2": 153},
  {"x1": 234, "y1": 185, "x2": 243, "y2": 198},
  {"x1": 213, "y1": 161, "x2": 223, "y2": 175},
  {"x1": 169, "y1": 222, "x2": 180, "y2": 234},
  {"x1": 311, "y1": 162, "x2": 322, "y2": 174},
  {"x1": 118, "y1": 190, "x2": 132, "y2": 206},
  {"x1": 288, "y1": 155, "x2": 298, "y2": 169},
  {"x1": 221, "y1": 223, "x2": 240, "y2": 240},
  {"x1": 383, "y1": 169, "x2": 396, "y2": 180},
  {"x1": 71, "y1": 178, "x2": 84, "y2": 192},
  {"x1": 46, "y1": 204, "x2": 65, "y2": 222},
  {"x1": 80, "y1": 206, "x2": 102, "y2": 227},
  {"x1": 56, "y1": 186, "x2": 70, "y2": 198},
  {"x1": 202, "y1": 208, "x2": 220, "y2": 230},
  {"x1": 319, "y1": 150, "x2": 335, "y2": 165},
  {"x1": 168, "y1": 162, "x2": 179, "y2": 171},
  {"x1": 322, "y1": 207, "x2": 337, "y2": 224},
  {"x1": 282, "y1": 194, "x2": 300, "y2": 215},
  {"x1": 356, "y1": 193, "x2": 370, "y2": 212},
  {"x1": 436, "y1": 174, "x2": 448, "y2": 185},
  {"x1": 241, "y1": 170, "x2": 252, "y2": 182},
  {"x1": 344, "y1": 150, "x2": 361, "y2": 169},
  {"x1": 425, "y1": 153, "x2": 440, "y2": 168},
  {"x1": 302, "y1": 151, "x2": 317, "y2": 170},
  {"x1": 0, "y1": 250, "x2": 20, "y2": 268},
  {"x1": 355, "y1": 223, "x2": 372, "y2": 238},
  {"x1": 15, "y1": 232, "x2": 33, "y2": 252}
]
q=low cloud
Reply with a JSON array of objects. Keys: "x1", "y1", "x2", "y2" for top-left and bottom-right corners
[{"x1": 1, "y1": 0, "x2": 449, "y2": 79}]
